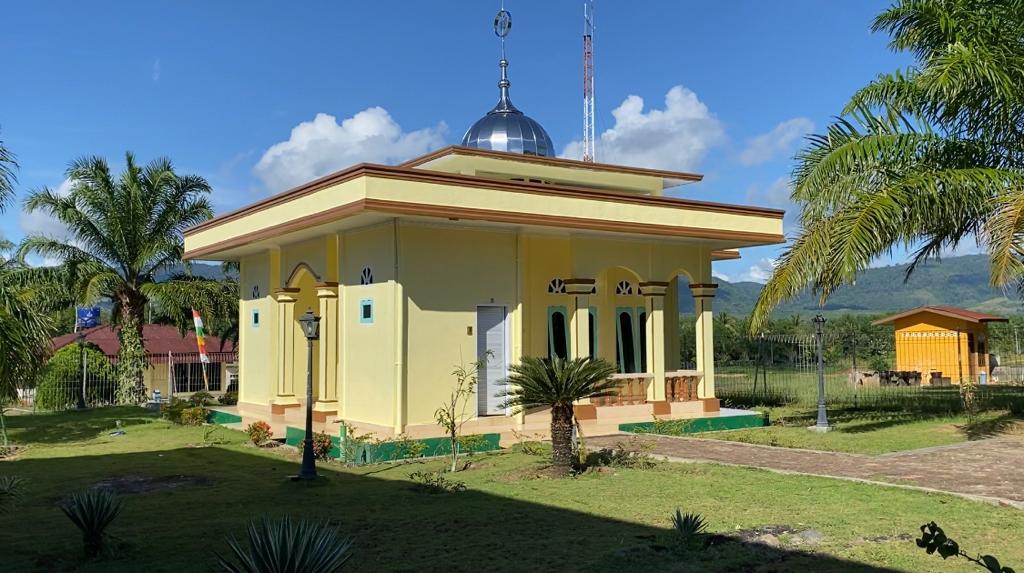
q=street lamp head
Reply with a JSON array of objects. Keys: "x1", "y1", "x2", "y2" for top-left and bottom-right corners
[
  {"x1": 298, "y1": 308, "x2": 321, "y2": 341},
  {"x1": 813, "y1": 314, "x2": 825, "y2": 334}
]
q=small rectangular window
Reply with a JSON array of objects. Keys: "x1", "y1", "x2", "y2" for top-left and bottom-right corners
[
  {"x1": 251, "y1": 309, "x2": 260, "y2": 328},
  {"x1": 360, "y1": 298, "x2": 374, "y2": 324}
]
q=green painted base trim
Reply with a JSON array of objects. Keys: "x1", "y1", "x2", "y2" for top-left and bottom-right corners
[
  {"x1": 338, "y1": 427, "x2": 502, "y2": 465},
  {"x1": 285, "y1": 426, "x2": 342, "y2": 459},
  {"x1": 620, "y1": 413, "x2": 767, "y2": 435},
  {"x1": 206, "y1": 409, "x2": 242, "y2": 425}
]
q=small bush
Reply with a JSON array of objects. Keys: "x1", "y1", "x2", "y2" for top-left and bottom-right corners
[
  {"x1": 586, "y1": 437, "x2": 658, "y2": 470},
  {"x1": 189, "y1": 391, "x2": 215, "y2": 407},
  {"x1": 0, "y1": 476, "x2": 27, "y2": 513},
  {"x1": 408, "y1": 471, "x2": 467, "y2": 494},
  {"x1": 179, "y1": 406, "x2": 208, "y2": 426},
  {"x1": 671, "y1": 508, "x2": 708, "y2": 548},
  {"x1": 387, "y1": 433, "x2": 427, "y2": 460},
  {"x1": 60, "y1": 490, "x2": 123, "y2": 558},
  {"x1": 162, "y1": 398, "x2": 190, "y2": 424},
  {"x1": 511, "y1": 430, "x2": 548, "y2": 456},
  {"x1": 35, "y1": 344, "x2": 117, "y2": 410},
  {"x1": 219, "y1": 391, "x2": 238, "y2": 406},
  {"x1": 246, "y1": 421, "x2": 273, "y2": 446},
  {"x1": 217, "y1": 516, "x2": 352, "y2": 572},
  {"x1": 299, "y1": 431, "x2": 335, "y2": 460}
]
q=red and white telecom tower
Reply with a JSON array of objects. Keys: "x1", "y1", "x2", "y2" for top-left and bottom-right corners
[{"x1": 582, "y1": 0, "x2": 596, "y2": 162}]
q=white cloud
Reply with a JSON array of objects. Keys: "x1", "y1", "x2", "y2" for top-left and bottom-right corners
[
  {"x1": 746, "y1": 176, "x2": 792, "y2": 209},
  {"x1": 19, "y1": 178, "x2": 75, "y2": 266},
  {"x1": 741, "y1": 257, "x2": 777, "y2": 283},
  {"x1": 739, "y1": 117, "x2": 814, "y2": 166},
  {"x1": 561, "y1": 85, "x2": 725, "y2": 172},
  {"x1": 152, "y1": 59, "x2": 161, "y2": 82},
  {"x1": 254, "y1": 108, "x2": 447, "y2": 191}
]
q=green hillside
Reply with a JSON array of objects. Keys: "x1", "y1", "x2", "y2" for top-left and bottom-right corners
[{"x1": 679, "y1": 254, "x2": 1022, "y2": 316}]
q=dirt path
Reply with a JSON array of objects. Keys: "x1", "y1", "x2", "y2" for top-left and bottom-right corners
[{"x1": 588, "y1": 433, "x2": 1024, "y2": 508}]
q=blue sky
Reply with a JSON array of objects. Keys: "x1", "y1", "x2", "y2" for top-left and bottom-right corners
[{"x1": 1, "y1": 0, "x2": 910, "y2": 279}]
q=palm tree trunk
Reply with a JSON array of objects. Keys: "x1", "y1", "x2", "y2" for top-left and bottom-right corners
[
  {"x1": 549, "y1": 404, "x2": 575, "y2": 476},
  {"x1": 116, "y1": 292, "x2": 148, "y2": 404}
]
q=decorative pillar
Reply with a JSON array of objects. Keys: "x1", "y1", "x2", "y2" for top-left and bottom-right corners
[
  {"x1": 640, "y1": 282, "x2": 668, "y2": 402},
  {"x1": 272, "y1": 288, "x2": 300, "y2": 406},
  {"x1": 689, "y1": 283, "x2": 718, "y2": 399},
  {"x1": 565, "y1": 279, "x2": 596, "y2": 360},
  {"x1": 315, "y1": 283, "x2": 339, "y2": 415}
]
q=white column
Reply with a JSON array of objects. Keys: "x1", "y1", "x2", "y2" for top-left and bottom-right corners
[
  {"x1": 272, "y1": 288, "x2": 300, "y2": 405},
  {"x1": 641, "y1": 282, "x2": 668, "y2": 401},
  {"x1": 315, "y1": 283, "x2": 339, "y2": 412},
  {"x1": 565, "y1": 279, "x2": 595, "y2": 360}
]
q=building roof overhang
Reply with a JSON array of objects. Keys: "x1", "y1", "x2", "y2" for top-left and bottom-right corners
[
  {"x1": 184, "y1": 153, "x2": 784, "y2": 262},
  {"x1": 872, "y1": 305, "x2": 1009, "y2": 326}
]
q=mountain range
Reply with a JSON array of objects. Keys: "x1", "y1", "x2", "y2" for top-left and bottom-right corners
[{"x1": 679, "y1": 254, "x2": 1022, "y2": 317}]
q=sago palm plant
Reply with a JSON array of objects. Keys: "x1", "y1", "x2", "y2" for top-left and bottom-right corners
[
  {"x1": 752, "y1": 0, "x2": 1024, "y2": 330},
  {"x1": 502, "y1": 356, "x2": 618, "y2": 476},
  {"x1": 60, "y1": 489, "x2": 123, "y2": 558},
  {"x1": 20, "y1": 153, "x2": 213, "y2": 399},
  {"x1": 217, "y1": 516, "x2": 353, "y2": 573}
]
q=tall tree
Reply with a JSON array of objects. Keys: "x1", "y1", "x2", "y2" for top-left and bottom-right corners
[
  {"x1": 752, "y1": 0, "x2": 1024, "y2": 331},
  {"x1": 21, "y1": 154, "x2": 213, "y2": 401},
  {"x1": 0, "y1": 128, "x2": 17, "y2": 211}
]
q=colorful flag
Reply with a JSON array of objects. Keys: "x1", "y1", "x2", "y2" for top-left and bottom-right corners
[
  {"x1": 75, "y1": 306, "x2": 101, "y2": 330},
  {"x1": 192, "y1": 309, "x2": 210, "y2": 364}
]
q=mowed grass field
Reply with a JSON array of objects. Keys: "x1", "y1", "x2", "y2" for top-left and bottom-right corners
[{"x1": 2, "y1": 408, "x2": 1023, "y2": 572}]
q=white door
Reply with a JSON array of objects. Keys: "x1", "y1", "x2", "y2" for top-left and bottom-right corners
[{"x1": 477, "y1": 305, "x2": 508, "y2": 416}]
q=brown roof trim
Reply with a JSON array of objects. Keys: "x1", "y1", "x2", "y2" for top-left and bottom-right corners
[
  {"x1": 689, "y1": 283, "x2": 719, "y2": 289},
  {"x1": 563, "y1": 278, "x2": 596, "y2": 285},
  {"x1": 272, "y1": 287, "x2": 301, "y2": 294},
  {"x1": 314, "y1": 281, "x2": 339, "y2": 288},
  {"x1": 639, "y1": 281, "x2": 670, "y2": 287},
  {"x1": 401, "y1": 145, "x2": 704, "y2": 183},
  {"x1": 185, "y1": 198, "x2": 785, "y2": 260},
  {"x1": 185, "y1": 164, "x2": 783, "y2": 237},
  {"x1": 872, "y1": 305, "x2": 1008, "y2": 326},
  {"x1": 711, "y1": 249, "x2": 741, "y2": 261}
]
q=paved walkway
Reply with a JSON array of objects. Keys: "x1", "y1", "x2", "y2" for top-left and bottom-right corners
[{"x1": 589, "y1": 433, "x2": 1024, "y2": 508}]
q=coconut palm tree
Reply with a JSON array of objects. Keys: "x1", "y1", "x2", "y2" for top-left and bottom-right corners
[
  {"x1": 20, "y1": 153, "x2": 213, "y2": 401},
  {"x1": 752, "y1": 0, "x2": 1024, "y2": 331},
  {"x1": 501, "y1": 356, "x2": 618, "y2": 476},
  {"x1": 0, "y1": 129, "x2": 16, "y2": 211}
]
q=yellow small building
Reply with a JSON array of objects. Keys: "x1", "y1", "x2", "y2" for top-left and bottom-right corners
[
  {"x1": 183, "y1": 48, "x2": 784, "y2": 442},
  {"x1": 873, "y1": 306, "x2": 1007, "y2": 385}
]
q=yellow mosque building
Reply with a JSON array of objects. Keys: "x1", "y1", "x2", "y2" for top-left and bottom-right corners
[{"x1": 184, "y1": 36, "x2": 784, "y2": 446}]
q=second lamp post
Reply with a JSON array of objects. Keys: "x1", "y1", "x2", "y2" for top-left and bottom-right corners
[{"x1": 295, "y1": 309, "x2": 321, "y2": 480}]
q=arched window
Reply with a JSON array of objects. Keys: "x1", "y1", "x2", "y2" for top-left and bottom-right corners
[
  {"x1": 616, "y1": 280, "x2": 633, "y2": 295},
  {"x1": 547, "y1": 306, "x2": 569, "y2": 360},
  {"x1": 638, "y1": 308, "x2": 648, "y2": 373},
  {"x1": 360, "y1": 267, "x2": 373, "y2": 285},
  {"x1": 547, "y1": 278, "x2": 566, "y2": 294}
]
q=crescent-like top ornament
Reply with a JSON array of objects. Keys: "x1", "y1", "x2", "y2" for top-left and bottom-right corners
[{"x1": 494, "y1": 9, "x2": 512, "y2": 39}]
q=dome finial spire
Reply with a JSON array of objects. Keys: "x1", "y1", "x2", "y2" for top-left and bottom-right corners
[{"x1": 493, "y1": 5, "x2": 516, "y2": 113}]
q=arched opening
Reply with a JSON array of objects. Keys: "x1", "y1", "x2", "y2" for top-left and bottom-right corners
[
  {"x1": 548, "y1": 306, "x2": 569, "y2": 360},
  {"x1": 287, "y1": 265, "x2": 320, "y2": 401}
]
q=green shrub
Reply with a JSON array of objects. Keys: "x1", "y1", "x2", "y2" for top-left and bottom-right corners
[
  {"x1": 299, "y1": 431, "x2": 335, "y2": 460},
  {"x1": 585, "y1": 438, "x2": 658, "y2": 470},
  {"x1": 217, "y1": 516, "x2": 352, "y2": 572},
  {"x1": 189, "y1": 391, "x2": 215, "y2": 406},
  {"x1": 35, "y1": 344, "x2": 117, "y2": 410},
  {"x1": 408, "y1": 471, "x2": 467, "y2": 494},
  {"x1": 219, "y1": 391, "x2": 238, "y2": 406},
  {"x1": 246, "y1": 421, "x2": 273, "y2": 446},
  {"x1": 162, "y1": 398, "x2": 190, "y2": 424},
  {"x1": 60, "y1": 490, "x2": 123, "y2": 558},
  {"x1": 0, "y1": 476, "x2": 26, "y2": 513},
  {"x1": 179, "y1": 406, "x2": 208, "y2": 426}
]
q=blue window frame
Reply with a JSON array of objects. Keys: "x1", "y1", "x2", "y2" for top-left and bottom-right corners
[
  {"x1": 359, "y1": 298, "x2": 374, "y2": 324},
  {"x1": 547, "y1": 305, "x2": 569, "y2": 360}
]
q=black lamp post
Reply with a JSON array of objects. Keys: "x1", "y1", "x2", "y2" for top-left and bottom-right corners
[
  {"x1": 294, "y1": 308, "x2": 321, "y2": 480},
  {"x1": 812, "y1": 314, "x2": 831, "y2": 432},
  {"x1": 76, "y1": 331, "x2": 87, "y2": 410}
]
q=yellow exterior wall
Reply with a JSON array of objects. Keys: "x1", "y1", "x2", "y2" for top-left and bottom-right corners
[
  {"x1": 892, "y1": 313, "x2": 991, "y2": 382},
  {"x1": 400, "y1": 224, "x2": 517, "y2": 426},
  {"x1": 238, "y1": 252, "x2": 275, "y2": 405}
]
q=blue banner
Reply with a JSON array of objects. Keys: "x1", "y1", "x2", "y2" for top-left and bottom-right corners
[{"x1": 76, "y1": 306, "x2": 101, "y2": 329}]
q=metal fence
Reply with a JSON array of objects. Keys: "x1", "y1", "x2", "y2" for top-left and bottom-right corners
[
  {"x1": 716, "y1": 329, "x2": 1024, "y2": 412},
  {"x1": 14, "y1": 351, "x2": 238, "y2": 412}
]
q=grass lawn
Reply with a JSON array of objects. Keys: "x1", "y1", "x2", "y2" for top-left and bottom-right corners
[
  {"x1": 2, "y1": 408, "x2": 1023, "y2": 572},
  {"x1": 699, "y1": 408, "x2": 1024, "y2": 455}
]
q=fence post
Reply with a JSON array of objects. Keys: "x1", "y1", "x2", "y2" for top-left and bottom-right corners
[{"x1": 812, "y1": 315, "x2": 831, "y2": 432}]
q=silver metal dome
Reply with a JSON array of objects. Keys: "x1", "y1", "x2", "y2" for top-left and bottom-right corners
[{"x1": 461, "y1": 59, "x2": 555, "y2": 157}]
